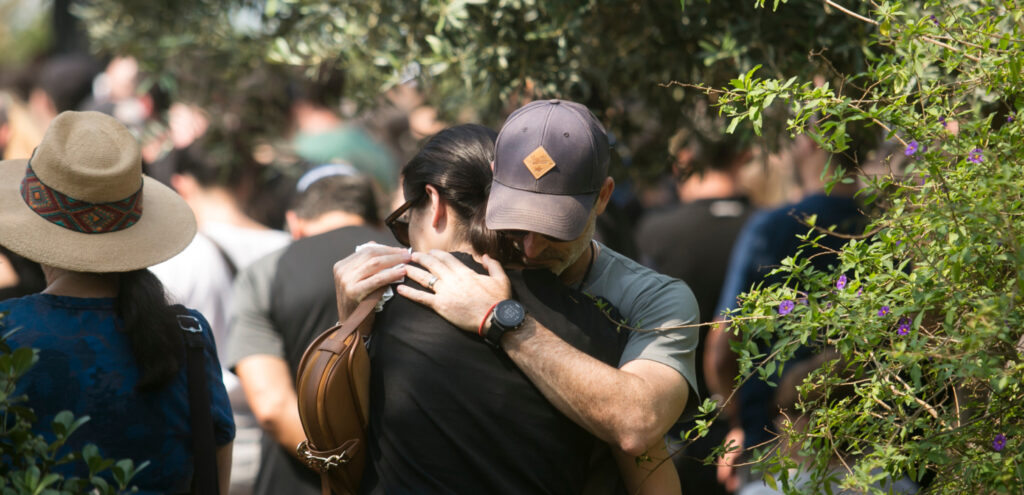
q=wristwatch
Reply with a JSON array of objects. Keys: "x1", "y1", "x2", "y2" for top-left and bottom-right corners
[{"x1": 484, "y1": 299, "x2": 526, "y2": 348}]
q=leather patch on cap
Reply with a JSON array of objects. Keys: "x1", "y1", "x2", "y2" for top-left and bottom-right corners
[{"x1": 523, "y1": 146, "x2": 556, "y2": 179}]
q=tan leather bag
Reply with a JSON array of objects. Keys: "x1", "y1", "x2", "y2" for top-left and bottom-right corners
[{"x1": 296, "y1": 288, "x2": 386, "y2": 495}]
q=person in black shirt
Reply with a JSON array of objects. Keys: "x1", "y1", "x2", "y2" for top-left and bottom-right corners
[
  {"x1": 226, "y1": 171, "x2": 394, "y2": 495},
  {"x1": 357, "y1": 124, "x2": 679, "y2": 494}
]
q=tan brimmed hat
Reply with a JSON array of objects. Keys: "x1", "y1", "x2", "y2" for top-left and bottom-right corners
[{"x1": 0, "y1": 111, "x2": 196, "y2": 273}]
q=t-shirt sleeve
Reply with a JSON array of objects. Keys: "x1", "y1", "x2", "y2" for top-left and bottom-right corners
[
  {"x1": 191, "y1": 309, "x2": 236, "y2": 446},
  {"x1": 618, "y1": 276, "x2": 701, "y2": 401},
  {"x1": 224, "y1": 252, "x2": 284, "y2": 371}
]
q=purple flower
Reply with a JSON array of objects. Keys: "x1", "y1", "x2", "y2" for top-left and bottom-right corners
[
  {"x1": 837, "y1": 274, "x2": 848, "y2": 290},
  {"x1": 896, "y1": 240, "x2": 902, "y2": 247},
  {"x1": 1009, "y1": 114, "x2": 1015, "y2": 123},
  {"x1": 968, "y1": 148, "x2": 984, "y2": 164},
  {"x1": 904, "y1": 140, "x2": 919, "y2": 156},
  {"x1": 857, "y1": 287, "x2": 863, "y2": 297},
  {"x1": 878, "y1": 306, "x2": 890, "y2": 317},
  {"x1": 993, "y1": 433, "x2": 1007, "y2": 452},
  {"x1": 930, "y1": 14, "x2": 939, "y2": 26},
  {"x1": 778, "y1": 300, "x2": 795, "y2": 315},
  {"x1": 938, "y1": 116, "x2": 946, "y2": 127},
  {"x1": 897, "y1": 316, "x2": 911, "y2": 335}
]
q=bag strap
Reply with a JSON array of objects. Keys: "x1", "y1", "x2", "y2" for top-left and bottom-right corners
[
  {"x1": 354, "y1": 287, "x2": 388, "y2": 338},
  {"x1": 174, "y1": 306, "x2": 220, "y2": 495}
]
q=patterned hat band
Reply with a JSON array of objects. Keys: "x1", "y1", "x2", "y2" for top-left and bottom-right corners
[{"x1": 20, "y1": 162, "x2": 144, "y2": 234}]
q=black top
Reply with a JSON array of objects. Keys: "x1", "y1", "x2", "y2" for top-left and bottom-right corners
[
  {"x1": 362, "y1": 253, "x2": 629, "y2": 495},
  {"x1": 271, "y1": 225, "x2": 395, "y2": 376},
  {"x1": 256, "y1": 225, "x2": 394, "y2": 495}
]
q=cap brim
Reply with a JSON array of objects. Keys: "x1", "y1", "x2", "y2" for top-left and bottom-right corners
[
  {"x1": 485, "y1": 180, "x2": 594, "y2": 241},
  {"x1": 0, "y1": 159, "x2": 197, "y2": 273}
]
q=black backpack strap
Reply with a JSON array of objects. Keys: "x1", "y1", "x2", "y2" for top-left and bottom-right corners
[{"x1": 174, "y1": 305, "x2": 220, "y2": 495}]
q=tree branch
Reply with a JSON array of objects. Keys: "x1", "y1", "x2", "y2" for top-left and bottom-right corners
[{"x1": 824, "y1": 0, "x2": 878, "y2": 26}]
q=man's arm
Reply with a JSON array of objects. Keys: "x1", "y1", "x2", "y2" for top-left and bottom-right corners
[
  {"x1": 235, "y1": 355, "x2": 307, "y2": 455},
  {"x1": 705, "y1": 318, "x2": 740, "y2": 413},
  {"x1": 614, "y1": 440, "x2": 681, "y2": 495},
  {"x1": 225, "y1": 254, "x2": 306, "y2": 455},
  {"x1": 396, "y1": 250, "x2": 689, "y2": 455},
  {"x1": 217, "y1": 442, "x2": 233, "y2": 495},
  {"x1": 500, "y1": 317, "x2": 688, "y2": 455}
]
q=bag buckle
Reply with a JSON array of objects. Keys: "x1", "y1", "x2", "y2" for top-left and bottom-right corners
[
  {"x1": 177, "y1": 314, "x2": 202, "y2": 334},
  {"x1": 297, "y1": 441, "x2": 352, "y2": 472}
]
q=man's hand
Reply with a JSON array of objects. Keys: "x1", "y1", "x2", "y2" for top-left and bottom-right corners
[
  {"x1": 397, "y1": 250, "x2": 511, "y2": 332},
  {"x1": 333, "y1": 243, "x2": 410, "y2": 321},
  {"x1": 716, "y1": 426, "x2": 744, "y2": 493}
]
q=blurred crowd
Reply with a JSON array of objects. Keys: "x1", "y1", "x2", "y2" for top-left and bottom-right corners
[{"x1": 0, "y1": 44, "x2": 913, "y2": 494}]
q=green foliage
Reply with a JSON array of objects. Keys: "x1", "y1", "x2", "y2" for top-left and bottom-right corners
[
  {"x1": 0, "y1": 0, "x2": 52, "y2": 65},
  {"x1": 0, "y1": 313, "x2": 147, "y2": 494},
  {"x1": 73, "y1": 0, "x2": 870, "y2": 180},
  {"x1": 696, "y1": 0, "x2": 1024, "y2": 492}
]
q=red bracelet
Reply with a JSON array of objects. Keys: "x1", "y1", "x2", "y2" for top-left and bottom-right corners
[{"x1": 478, "y1": 302, "x2": 500, "y2": 337}]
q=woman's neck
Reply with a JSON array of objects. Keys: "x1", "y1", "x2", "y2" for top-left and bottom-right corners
[{"x1": 41, "y1": 265, "x2": 119, "y2": 298}]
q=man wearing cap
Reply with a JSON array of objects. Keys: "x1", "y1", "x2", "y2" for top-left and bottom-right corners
[{"x1": 336, "y1": 100, "x2": 699, "y2": 481}]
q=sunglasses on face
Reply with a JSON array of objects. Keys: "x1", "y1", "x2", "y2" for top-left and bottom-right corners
[{"x1": 385, "y1": 195, "x2": 422, "y2": 247}]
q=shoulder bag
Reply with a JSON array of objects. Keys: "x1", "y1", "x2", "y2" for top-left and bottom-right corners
[{"x1": 295, "y1": 287, "x2": 386, "y2": 495}]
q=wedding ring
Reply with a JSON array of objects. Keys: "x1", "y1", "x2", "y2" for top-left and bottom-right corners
[{"x1": 427, "y1": 275, "x2": 439, "y2": 290}]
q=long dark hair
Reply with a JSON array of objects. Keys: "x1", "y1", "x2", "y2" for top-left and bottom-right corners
[
  {"x1": 401, "y1": 124, "x2": 519, "y2": 263},
  {"x1": 115, "y1": 269, "x2": 185, "y2": 391}
]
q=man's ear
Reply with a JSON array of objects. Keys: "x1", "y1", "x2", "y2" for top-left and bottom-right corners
[
  {"x1": 285, "y1": 210, "x2": 304, "y2": 240},
  {"x1": 425, "y1": 184, "x2": 446, "y2": 229},
  {"x1": 0, "y1": 123, "x2": 11, "y2": 149},
  {"x1": 170, "y1": 173, "x2": 199, "y2": 199},
  {"x1": 594, "y1": 177, "x2": 615, "y2": 215}
]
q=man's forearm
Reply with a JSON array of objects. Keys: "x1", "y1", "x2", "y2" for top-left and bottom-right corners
[
  {"x1": 274, "y1": 397, "x2": 309, "y2": 455},
  {"x1": 705, "y1": 323, "x2": 741, "y2": 425},
  {"x1": 613, "y1": 439, "x2": 681, "y2": 495},
  {"x1": 502, "y1": 317, "x2": 688, "y2": 455},
  {"x1": 236, "y1": 356, "x2": 309, "y2": 456},
  {"x1": 253, "y1": 392, "x2": 308, "y2": 455}
]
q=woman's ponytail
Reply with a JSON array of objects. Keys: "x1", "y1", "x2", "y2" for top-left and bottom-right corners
[{"x1": 115, "y1": 269, "x2": 185, "y2": 391}]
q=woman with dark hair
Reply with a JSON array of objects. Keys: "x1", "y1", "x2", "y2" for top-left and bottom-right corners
[
  {"x1": 355, "y1": 124, "x2": 679, "y2": 494},
  {"x1": 0, "y1": 111, "x2": 234, "y2": 494}
]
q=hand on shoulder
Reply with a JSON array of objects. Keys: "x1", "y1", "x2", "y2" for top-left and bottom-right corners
[
  {"x1": 398, "y1": 250, "x2": 512, "y2": 333},
  {"x1": 333, "y1": 243, "x2": 410, "y2": 321}
]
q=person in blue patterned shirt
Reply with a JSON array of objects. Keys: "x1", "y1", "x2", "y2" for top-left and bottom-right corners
[{"x1": 0, "y1": 111, "x2": 234, "y2": 493}]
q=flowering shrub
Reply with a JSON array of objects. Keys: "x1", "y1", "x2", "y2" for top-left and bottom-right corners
[
  {"x1": 697, "y1": 0, "x2": 1023, "y2": 492},
  {"x1": 0, "y1": 313, "x2": 145, "y2": 494}
]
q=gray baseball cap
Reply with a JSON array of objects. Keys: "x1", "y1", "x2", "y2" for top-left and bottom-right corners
[{"x1": 486, "y1": 99, "x2": 609, "y2": 241}]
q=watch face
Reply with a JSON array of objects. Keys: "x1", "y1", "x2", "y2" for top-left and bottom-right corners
[{"x1": 494, "y1": 300, "x2": 526, "y2": 329}]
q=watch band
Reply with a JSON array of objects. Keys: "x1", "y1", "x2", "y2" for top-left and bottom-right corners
[{"x1": 483, "y1": 321, "x2": 508, "y2": 348}]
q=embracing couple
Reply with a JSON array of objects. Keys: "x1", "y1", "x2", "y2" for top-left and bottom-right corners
[{"x1": 333, "y1": 100, "x2": 700, "y2": 494}]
